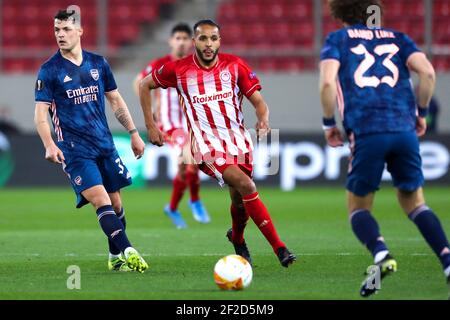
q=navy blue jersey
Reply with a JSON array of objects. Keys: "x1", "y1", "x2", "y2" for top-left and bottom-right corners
[
  {"x1": 35, "y1": 50, "x2": 117, "y2": 156},
  {"x1": 320, "y1": 24, "x2": 420, "y2": 135}
]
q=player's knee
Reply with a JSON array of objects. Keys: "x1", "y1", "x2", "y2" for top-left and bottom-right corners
[
  {"x1": 347, "y1": 202, "x2": 371, "y2": 216},
  {"x1": 108, "y1": 192, "x2": 122, "y2": 213},
  {"x1": 238, "y1": 178, "x2": 256, "y2": 196},
  {"x1": 111, "y1": 200, "x2": 122, "y2": 214},
  {"x1": 90, "y1": 194, "x2": 111, "y2": 209},
  {"x1": 347, "y1": 192, "x2": 374, "y2": 216},
  {"x1": 398, "y1": 189, "x2": 424, "y2": 214}
]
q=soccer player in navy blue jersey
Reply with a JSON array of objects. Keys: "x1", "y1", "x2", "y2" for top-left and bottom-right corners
[
  {"x1": 34, "y1": 9, "x2": 148, "y2": 273},
  {"x1": 320, "y1": 0, "x2": 450, "y2": 298}
]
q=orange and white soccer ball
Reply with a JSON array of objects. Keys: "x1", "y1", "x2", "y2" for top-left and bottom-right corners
[{"x1": 213, "y1": 254, "x2": 253, "y2": 290}]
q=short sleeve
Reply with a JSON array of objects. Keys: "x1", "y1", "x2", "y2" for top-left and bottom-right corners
[
  {"x1": 35, "y1": 66, "x2": 54, "y2": 104},
  {"x1": 320, "y1": 33, "x2": 341, "y2": 61},
  {"x1": 152, "y1": 61, "x2": 177, "y2": 89},
  {"x1": 237, "y1": 59, "x2": 261, "y2": 98},
  {"x1": 102, "y1": 58, "x2": 118, "y2": 92},
  {"x1": 140, "y1": 60, "x2": 156, "y2": 78},
  {"x1": 400, "y1": 33, "x2": 421, "y2": 64}
]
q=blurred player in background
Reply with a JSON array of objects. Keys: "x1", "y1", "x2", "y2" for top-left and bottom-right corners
[
  {"x1": 133, "y1": 23, "x2": 210, "y2": 229},
  {"x1": 34, "y1": 9, "x2": 148, "y2": 273},
  {"x1": 320, "y1": 0, "x2": 450, "y2": 297},
  {"x1": 139, "y1": 20, "x2": 296, "y2": 267}
]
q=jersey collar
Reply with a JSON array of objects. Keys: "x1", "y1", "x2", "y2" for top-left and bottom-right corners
[
  {"x1": 193, "y1": 53, "x2": 219, "y2": 71},
  {"x1": 58, "y1": 49, "x2": 84, "y2": 67}
]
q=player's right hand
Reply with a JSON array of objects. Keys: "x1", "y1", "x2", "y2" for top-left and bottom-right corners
[
  {"x1": 45, "y1": 144, "x2": 65, "y2": 164},
  {"x1": 324, "y1": 127, "x2": 344, "y2": 147},
  {"x1": 416, "y1": 116, "x2": 427, "y2": 137},
  {"x1": 256, "y1": 120, "x2": 271, "y2": 142},
  {"x1": 147, "y1": 127, "x2": 165, "y2": 147}
]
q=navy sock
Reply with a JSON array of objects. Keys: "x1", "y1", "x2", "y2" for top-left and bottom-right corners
[
  {"x1": 350, "y1": 210, "x2": 388, "y2": 258},
  {"x1": 108, "y1": 208, "x2": 126, "y2": 255},
  {"x1": 97, "y1": 205, "x2": 131, "y2": 253},
  {"x1": 409, "y1": 205, "x2": 450, "y2": 269}
]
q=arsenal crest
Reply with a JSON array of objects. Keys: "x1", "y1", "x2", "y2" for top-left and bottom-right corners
[
  {"x1": 74, "y1": 176, "x2": 83, "y2": 186},
  {"x1": 90, "y1": 69, "x2": 99, "y2": 81}
]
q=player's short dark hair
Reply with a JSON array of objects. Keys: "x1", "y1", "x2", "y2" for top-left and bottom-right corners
[
  {"x1": 171, "y1": 23, "x2": 192, "y2": 37},
  {"x1": 193, "y1": 19, "x2": 220, "y2": 35},
  {"x1": 54, "y1": 9, "x2": 80, "y2": 25},
  {"x1": 54, "y1": 9, "x2": 75, "y2": 21},
  {"x1": 329, "y1": 0, "x2": 383, "y2": 25}
]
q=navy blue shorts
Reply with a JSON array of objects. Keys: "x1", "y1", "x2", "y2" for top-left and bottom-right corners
[
  {"x1": 346, "y1": 131, "x2": 424, "y2": 196},
  {"x1": 61, "y1": 147, "x2": 132, "y2": 208}
]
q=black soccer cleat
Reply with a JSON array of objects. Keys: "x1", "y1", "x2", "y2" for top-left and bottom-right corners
[
  {"x1": 360, "y1": 254, "x2": 397, "y2": 298},
  {"x1": 226, "y1": 228, "x2": 253, "y2": 266},
  {"x1": 277, "y1": 247, "x2": 297, "y2": 268}
]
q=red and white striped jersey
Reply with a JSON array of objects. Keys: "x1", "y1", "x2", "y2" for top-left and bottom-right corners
[
  {"x1": 152, "y1": 53, "x2": 261, "y2": 159},
  {"x1": 140, "y1": 55, "x2": 187, "y2": 133}
]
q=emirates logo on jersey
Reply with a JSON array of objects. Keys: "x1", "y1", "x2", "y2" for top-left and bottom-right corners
[{"x1": 192, "y1": 90, "x2": 233, "y2": 104}]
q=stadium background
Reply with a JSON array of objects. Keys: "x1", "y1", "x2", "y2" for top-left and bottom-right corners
[
  {"x1": 0, "y1": 0, "x2": 449, "y2": 300},
  {"x1": 0, "y1": 0, "x2": 449, "y2": 189}
]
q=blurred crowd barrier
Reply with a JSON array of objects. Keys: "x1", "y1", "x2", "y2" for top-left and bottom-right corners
[{"x1": 1, "y1": 132, "x2": 449, "y2": 189}]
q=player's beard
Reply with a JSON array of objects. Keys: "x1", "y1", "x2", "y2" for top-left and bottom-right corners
[{"x1": 196, "y1": 46, "x2": 218, "y2": 66}]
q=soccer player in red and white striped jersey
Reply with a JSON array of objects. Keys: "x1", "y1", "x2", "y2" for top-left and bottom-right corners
[
  {"x1": 133, "y1": 23, "x2": 210, "y2": 228},
  {"x1": 139, "y1": 20, "x2": 296, "y2": 267}
]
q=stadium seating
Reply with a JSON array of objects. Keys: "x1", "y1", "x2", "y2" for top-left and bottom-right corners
[
  {"x1": 1, "y1": 0, "x2": 450, "y2": 72},
  {"x1": 217, "y1": 0, "x2": 450, "y2": 71},
  {"x1": 0, "y1": 0, "x2": 173, "y2": 72}
]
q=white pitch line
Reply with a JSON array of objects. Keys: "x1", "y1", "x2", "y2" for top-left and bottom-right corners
[{"x1": 0, "y1": 252, "x2": 435, "y2": 257}]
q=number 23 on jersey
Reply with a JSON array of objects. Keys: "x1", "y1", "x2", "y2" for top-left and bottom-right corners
[{"x1": 351, "y1": 43, "x2": 400, "y2": 88}]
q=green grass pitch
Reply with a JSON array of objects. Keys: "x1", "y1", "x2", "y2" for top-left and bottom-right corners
[{"x1": 0, "y1": 186, "x2": 449, "y2": 300}]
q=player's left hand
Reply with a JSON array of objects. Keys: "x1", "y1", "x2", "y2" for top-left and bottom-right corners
[
  {"x1": 416, "y1": 116, "x2": 427, "y2": 137},
  {"x1": 131, "y1": 132, "x2": 146, "y2": 159},
  {"x1": 256, "y1": 120, "x2": 271, "y2": 142}
]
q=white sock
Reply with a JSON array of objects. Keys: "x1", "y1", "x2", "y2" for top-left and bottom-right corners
[
  {"x1": 444, "y1": 265, "x2": 450, "y2": 278},
  {"x1": 109, "y1": 253, "x2": 121, "y2": 260},
  {"x1": 124, "y1": 247, "x2": 136, "y2": 258},
  {"x1": 374, "y1": 250, "x2": 389, "y2": 264}
]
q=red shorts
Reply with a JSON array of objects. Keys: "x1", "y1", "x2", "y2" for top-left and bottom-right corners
[{"x1": 198, "y1": 152, "x2": 253, "y2": 186}]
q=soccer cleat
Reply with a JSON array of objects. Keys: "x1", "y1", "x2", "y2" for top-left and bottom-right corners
[
  {"x1": 124, "y1": 247, "x2": 148, "y2": 273},
  {"x1": 277, "y1": 247, "x2": 297, "y2": 268},
  {"x1": 108, "y1": 256, "x2": 132, "y2": 272},
  {"x1": 226, "y1": 228, "x2": 253, "y2": 266},
  {"x1": 189, "y1": 200, "x2": 211, "y2": 224},
  {"x1": 360, "y1": 254, "x2": 397, "y2": 298},
  {"x1": 164, "y1": 204, "x2": 187, "y2": 229}
]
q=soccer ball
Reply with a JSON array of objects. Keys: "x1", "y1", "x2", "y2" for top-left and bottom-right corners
[{"x1": 213, "y1": 254, "x2": 253, "y2": 290}]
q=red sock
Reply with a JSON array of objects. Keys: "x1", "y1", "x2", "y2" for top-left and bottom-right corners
[
  {"x1": 169, "y1": 175, "x2": 187, "y2": 211},
  {"x1": 243, "y1": 192, "x2": 285, "y2": 253},
  {"x1": 186, "y1": 167, "x2": 200, "y2": 202},
  {"x1": 230, "y1": 204, "x2": 249, "y2": 244}
]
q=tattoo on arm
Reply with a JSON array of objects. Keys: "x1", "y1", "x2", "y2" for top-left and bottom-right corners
[{"x1": 114, "y1": 107, "x2": 132, "y2": 130}]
